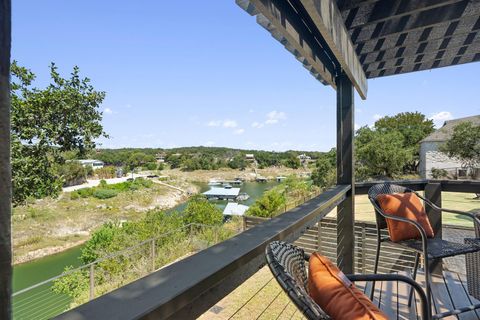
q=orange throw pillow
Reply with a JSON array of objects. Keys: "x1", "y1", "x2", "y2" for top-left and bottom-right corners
[
  {"x1": 308, "y1": 252, "x2": 388, "y2": 320},
  {"x1": 376, "y1": 193, "x2": 434, "y2": 242}
]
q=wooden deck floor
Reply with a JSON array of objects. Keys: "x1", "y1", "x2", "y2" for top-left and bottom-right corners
[{"x1": 356, "y1": 271, "x2": 480, "y2": 320}]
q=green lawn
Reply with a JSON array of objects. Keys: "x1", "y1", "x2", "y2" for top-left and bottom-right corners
[{"x1": 352, "y1": 192, "x2": 480, "y2": 227}]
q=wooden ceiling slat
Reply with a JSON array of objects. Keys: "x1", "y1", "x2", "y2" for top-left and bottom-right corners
[{"x1": 353, "y1": 13, "x2": 479, "y2": 56}]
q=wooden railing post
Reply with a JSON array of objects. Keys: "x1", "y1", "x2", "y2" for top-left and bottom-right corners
[
  {"x1": 336, "y1": 72, "x2": 355, "y2": 274},
  {"x1": 0, "y1": 1, "x2": 12, "y2": 318},
  {"x1": 425, "y1": 182, "x2": 442, "y2": 275}
]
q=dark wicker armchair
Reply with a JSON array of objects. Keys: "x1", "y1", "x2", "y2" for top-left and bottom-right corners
[
  {"x1": 265, "y1": 241, "x2": 429, "y2": 320},
  {"x1": 368, "y1": 183, "x2": 480, "y2": 316}
]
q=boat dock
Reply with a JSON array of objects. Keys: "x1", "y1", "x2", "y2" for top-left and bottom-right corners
[
  {"x1": 223, "y1": 203, "x2": 249, "y2": 216},
  {"x1": 203, "y1": 187, "x2": 241, "y2": 200}
]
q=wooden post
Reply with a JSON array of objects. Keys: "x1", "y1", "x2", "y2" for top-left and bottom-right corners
[
  {"x1": 151, "y1": 239, "x2": 156, "y2": 272},
  {"x1": 336, "y1": 72, "x2": 355, "y2": 274},
  {"x1": 0, "y1": 1, "x2": 12, "y2": 318},
  {"x1": 425, "y1": 182, "x2": 442, "y2": 275}
]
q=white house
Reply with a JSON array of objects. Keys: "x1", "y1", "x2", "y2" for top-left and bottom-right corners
[
  {"x1": 77, "y1": 159, "x2": 105, "y2": 170},
  {"x1": 419, "y1": 115, "x2": 480, "y2": 179}
]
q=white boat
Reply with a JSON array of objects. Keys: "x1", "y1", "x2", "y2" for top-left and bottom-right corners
[
  {"x1": 223, "y1": 183, "x2": 233, "y2": 189},
  {"x1": 208, "y1": 179, "x2": 222, "y2": 186},
  {"x1": 236, "y1": 192, "x2": 250, "y2": 201}
]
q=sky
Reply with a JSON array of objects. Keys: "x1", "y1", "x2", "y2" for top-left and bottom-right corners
[{"x1": 12, "y1": 1, "x2": 480, "y2": 152}]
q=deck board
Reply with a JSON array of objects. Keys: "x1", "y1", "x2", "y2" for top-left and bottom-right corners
[
  {"x1": 369, "y1": 271, "x2": 480, "y2": 319},
  {"x1": 443, "y1": 271, "x2": 480, "y2": 320}
]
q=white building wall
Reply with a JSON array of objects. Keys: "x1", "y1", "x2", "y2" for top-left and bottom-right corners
[{"x1": 419, "y1": 141, "x2": 463, "y2": 179}]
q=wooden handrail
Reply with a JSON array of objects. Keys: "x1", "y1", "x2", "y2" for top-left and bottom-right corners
[{"x1": 55, "y1": 185, "x2": 351, "y2": 320}]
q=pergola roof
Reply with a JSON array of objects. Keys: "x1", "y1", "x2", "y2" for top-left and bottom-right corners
[
  {"x1": 337, "y1": 0, "x2": 480, "y2": 79},
  {"x1": 237, "y1": 0, "x2": 480, "y2": 99}
]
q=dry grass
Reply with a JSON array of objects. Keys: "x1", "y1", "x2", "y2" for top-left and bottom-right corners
[
  {"x1": 12, "y1": 183, "x2": 194, "y2": 264},
  {"x1": 199, "y1": 266, "x2": 305, "y2": 320}
]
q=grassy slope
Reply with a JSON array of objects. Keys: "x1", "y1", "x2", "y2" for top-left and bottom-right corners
[{"x1": 12, "y1": 182, "x2": 192, "y2": 264}]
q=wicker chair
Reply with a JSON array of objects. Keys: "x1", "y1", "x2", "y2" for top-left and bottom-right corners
[
  {"x1": 265, "y1": 241, "x2": 429, "y2": 319},
  {"x1": 368, "y1": 183, "x2": 480, "y2": 316}
]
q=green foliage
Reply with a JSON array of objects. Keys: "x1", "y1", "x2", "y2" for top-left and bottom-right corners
[
  {"x1": 57, "y1": 161, "x2": 88, "y2": 187},
  {"x1": 228, "y1": 154, "x2": 247, "y2": 170},
  {"x1": 11, "y1": 61, "x2": 106, "y2": 204},
  {"x1": 182, "y1": 195, "x2": 223, "y2": 226},
  {"x1": 51, "y1": 266, "x2": 89, "y2": 298},
  {"x1": 431, "y1": 167, "x2": 449, "y2": 179},
  {"x1": 127, "y1": 152, "x2": 155, "y2": 170},
  {"x1": 246, "y1": 188, "x2": 286, "y2": 218},
  {"x1": 440, "y1": 122, "x2": 480, "y2": 169},
  {"x1": 95, "y1": 166, "x2": 116, "y2": 179},
  {"x1": 70, "y1": 178, "x2": 152, "y2": 200},
  {"x1": 283, "y1": 153, "x2": 301, "y2": 169},
  {"x1": 145, "y1": 162, "x2": 158, "y2": 170},
  {"x1": 92, "y1": 188, "x2": 118, "y2": 199},
  {"x1": 355, "y1": 127, "x2": 412, "y2": 179},
  {"x1": 311, "y1": 157, "x2": 335, "y2": 188}
]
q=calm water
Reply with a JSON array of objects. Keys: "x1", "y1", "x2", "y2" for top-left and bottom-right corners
[{"x1": 13, "y1": 181, "x2": 278, "y2": 317}]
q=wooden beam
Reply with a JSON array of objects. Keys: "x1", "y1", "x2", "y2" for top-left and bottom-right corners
[
  {"x1": 336, "y1": 73, "x2": 355, "y2": 274},
  {"x1": 300, "y1": 0, "x2": 368, "y2": 99},
  {"x1": 425, "y1": 183, "x2": 443, "y2": 276},
  {"x1": 239, "y1": 0, "x2": 337, "y2": 89},
  {"x1": 0, "y1": 0, "x2": 12, "y2": 319}
]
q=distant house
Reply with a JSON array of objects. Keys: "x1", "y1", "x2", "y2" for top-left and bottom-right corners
[
  {"x1": 297, "y1": 154, "x2": 312, "y2": 163},
  {"x1": 77, "y1": 159, "x2": 105, "y2": 170},
  {"x1": 155, "y1": 154, "x2": 165, "y2": 163},
  {"x1": 245, "y1": 154, "x2": 255, "y2": 161},
  {"x1": 419, "y1": 115, "x2": 480, "y2": 179}
]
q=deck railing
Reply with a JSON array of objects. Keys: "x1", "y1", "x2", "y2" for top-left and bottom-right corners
[{"x1": 55, "y1": 180, "x2": 479, "y2": 320}]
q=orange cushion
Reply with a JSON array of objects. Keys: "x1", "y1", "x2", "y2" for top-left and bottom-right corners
[
  {"x1": 376, "y1": 193, "x2": 434, "y2": 242},
  {"x1": 308, "y1": 252, "x2": 388, "y2": 320}
]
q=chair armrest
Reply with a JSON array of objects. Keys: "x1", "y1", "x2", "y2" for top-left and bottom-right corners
[{"x1": 346, "y1": 273, "x2": 430, "y2": 319}]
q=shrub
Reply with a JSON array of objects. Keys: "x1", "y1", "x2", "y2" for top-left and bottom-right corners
[
  {"x1": 76, "y1": 188, "x2": 94, "y2": 198},
  {"x1": 431, "y1": 167, "x2": 448, "y2": 179},
  {"x1": 70, "y1": 191, "x2": 80, "y2": 200},
  {"x1": 58, "y1": 162, "x2": 87, "y2": 187},
  {"x1": 95, "y1": 166, "x2": 116, "y2": 179},
  {"x1": 93, "y1": 188, "x2": 118, "y2": 199},
  {"x1": 145, "y1": 162, "x2": 158, "y2": 171}
]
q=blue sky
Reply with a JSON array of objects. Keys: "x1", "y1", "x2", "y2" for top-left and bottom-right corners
[{"x1": 12, "y1": 1, "x2": 480, "y2": 152}]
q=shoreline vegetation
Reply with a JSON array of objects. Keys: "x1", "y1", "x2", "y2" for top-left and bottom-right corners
[{"x1": 12, "y1": 167, "x2": 308, "y2": 265}]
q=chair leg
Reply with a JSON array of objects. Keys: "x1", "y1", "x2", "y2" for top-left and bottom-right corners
[
  {"x1": 408, "y1": 252, "x2": 420, "y2": 307},
  {"x1": 370, "y1": 239, "x2": 381, "y2": 300},
  {"x1": 424, "y1": 257, "x2": 433, "y2": 317}
]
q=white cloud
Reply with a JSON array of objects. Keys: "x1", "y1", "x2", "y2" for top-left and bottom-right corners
[
  {"x1": 207, "y1": 120, "x2": 221, "y2": 127},
  {"x1": 252, "y1": 110, "x2": 287, "y2": 128},
  {"x1": 251, "y1": 121, "x2": 264, "y2": 129},
  {"x1": 430, "y1": 111, "x2": 453, "y2": 127},
  {"x1": 265, "y1": 111, "x2": 287, "y2": 124},
  {"x1": 430, "y1": 111, "x2": 453, "y2": 121},
  {"x1": 125, "y1": 104, "x2": 132, "y2": 109},
  {"x1": 204, "y1": 141, "x2": 215, "y2": 147},
  {"x1": 104, "y1": 107, "x2": 113, "y2": 114},
  {"x1": 233, "y1": 128, "x2": 245, "y2": 135},
  {"x1": 354, "y1": 123, "x2": 361, "y2": 131},
  {"x1": 373, "y1": 114, "x2": 383, "y2": 121},
  {"x1": 223, "y1": 120, "x2": 238, "y2": 128},
  {"x1": 207, "y1": 119, "x2": 238, "y2": 128}
]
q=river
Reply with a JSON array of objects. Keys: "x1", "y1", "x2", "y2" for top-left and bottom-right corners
[{"x1": 13, "y1": 181, "x2": 278, "y2": 319}]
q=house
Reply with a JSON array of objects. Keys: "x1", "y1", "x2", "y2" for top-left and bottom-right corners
[
  {"x1": 297, "y1": 154, "x2": 312, "y2": 163},
  {"x1": 245, "y1": 154, "x2": 255, "y2": 161},
  {"x1": 77, "y1": 159, "x2": 105, "y2": 170},
  {"x1": 419, "y1": 115, "x2": 480, "y2": 179}
]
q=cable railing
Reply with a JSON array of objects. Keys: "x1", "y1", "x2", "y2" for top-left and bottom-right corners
[{"x1": 12, "y1": 223, "x2": 229, "y2": 320}]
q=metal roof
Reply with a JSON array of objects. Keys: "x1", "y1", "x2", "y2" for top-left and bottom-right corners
[
  {"x1": 203, "y1": 187, "x2": 241, "y2": 197},
  {"x1": 421, "y1": 114, "x2": 480, "y2": 142}
]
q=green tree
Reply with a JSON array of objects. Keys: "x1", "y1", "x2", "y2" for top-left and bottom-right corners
[
  {"x1": 355, "y1": 127, "x2": 412, "y2": 179},
  {"x1": 11, "y1": 62, "x2": 106, "y2": 204},
  {"x1": 311, "y1": 157, "x2": 335, "y2": 188},
  {"x1": 283, "y1": 153, "x2": 301, "y2": 169},
  {"x1": 374, "y1": 112, "x2": 434, "y2": 171},
  {"x1": 246, "y1": 189, "x2": 286, "y2": 218},
  {"x1": 228, "y1": 154, "x2": 247, "y2": 170},
  {"x1": 182, "y1": 195, "x2": 223, "y2": 226},
  {"x1": 440, "y1": 122, "x2": 480, "y2": 169}
]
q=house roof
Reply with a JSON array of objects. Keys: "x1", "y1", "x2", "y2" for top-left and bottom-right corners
[{"x1": 421, "y1": 115, "x2": 480, "y2": 142}]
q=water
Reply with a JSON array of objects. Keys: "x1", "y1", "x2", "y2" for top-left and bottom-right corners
[{"x1": 12, "y1": 181, "x2": 278, "y2": 319}]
